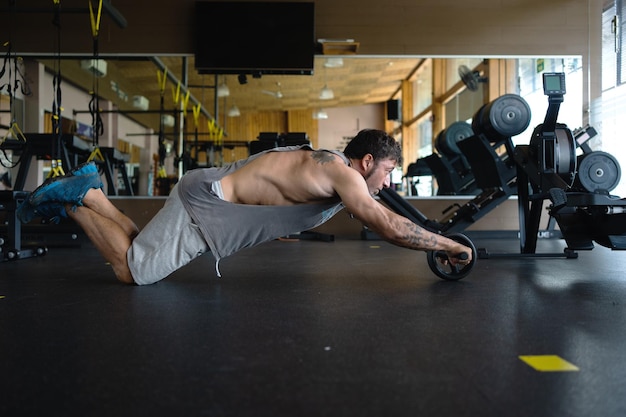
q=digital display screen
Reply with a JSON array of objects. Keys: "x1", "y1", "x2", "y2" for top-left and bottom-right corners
[
  {"x1": 545, "y1": 76, "x2": 562, "y2": 91},
  {"x1": 543, "y1": 73, "x2": 566, "y2": 95}
]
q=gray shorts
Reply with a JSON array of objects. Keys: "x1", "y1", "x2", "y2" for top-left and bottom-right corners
[{"x1": 127, "y1": 184, "x2": 209, "y2": 285}]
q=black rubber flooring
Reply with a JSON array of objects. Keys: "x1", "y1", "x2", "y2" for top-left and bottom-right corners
[{"x1": 1, "y1": 236, "x2": 626, "y2": 417}]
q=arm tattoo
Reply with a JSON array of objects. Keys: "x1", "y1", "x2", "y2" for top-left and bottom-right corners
[
  {"x1": 311, "y1": 150, "x2": 336, "y2": 165},
  {"x1": 400, "y1": 220, "x2": 438, "y2": 249}
]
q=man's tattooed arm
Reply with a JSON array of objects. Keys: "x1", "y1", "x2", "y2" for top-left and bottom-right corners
[{"x1": 398, "y1": 220, "x2": 438, "y2": 250}]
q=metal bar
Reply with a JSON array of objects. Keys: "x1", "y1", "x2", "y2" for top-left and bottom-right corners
[
  {"x1": 125, "y1": 132, "x2": 248, "y2": 139},
  {"x1": 73, "y1": 109, "x2": 182, "y2": 115},
  {"x1": 150, "y1": 57, "x2": 214, "y2": 122}
]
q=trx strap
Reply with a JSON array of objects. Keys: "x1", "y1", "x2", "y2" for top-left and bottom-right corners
[
  {"x1": 0, "y1": 2, "x2": 32, "y2": 179},
  {"x1": 157, "y1": 69, "x2": 168, "y2": 167},
  {"x1": 49, "y1": 0, "x2": 65, "y2": 178},
  {"x1": 87, "y1": 146, "x2": 105, "y2": 163},
  {"x1": 88, "y1": 0, "x2": 104, "y2": 151},
  {"x1": 0, "y1": 31, "x2": 31, "y2": 170}
]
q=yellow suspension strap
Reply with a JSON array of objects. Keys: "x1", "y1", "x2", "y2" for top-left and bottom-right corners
[
  {"x1": 176, "y1": 90, "x2": 191, "y2": 174},
  {"x1": 192, "y1": 102, "x2": 201, "y2": 134},
  {"x1": 182, "y1": 90, "x2": 191, "y2": 115},
  {"x1": 0, "y1": 123, "x2": 27, "y2": 176},
  {"x1": 48, "y1": 0, "x2": 65, "y2": 179},
  {"x1": 48, "y1": 159, "x2": 66, "y2": 178},
  {"x1": 87, "y1": 146, "x2": 105, "y2": 163},
  {"x1": 156, "y1": 69, "x2": 168, "y2": 166},
  {"x1": 87, "y1": 0, "x2": 104, "y2": 150},
  {"x1": 207, "y1": 119, "x2": 224, "y2": 147},
  {"x1": 157, "y1": 69, "x2": 168, "y2": 100},
  {"x1": 88, "y1": 0, "x2": 103, "y2": 39},
  {"x1": 190, "y1": 103, "x2": 202, "y2": 162},
  {"x1": 208, "y1": 119, "x2": 224, "y2": 166},
  {"x1": 0, "y1": 39, "x2": 32, "y2": 172},
  {"x1": 171, "y1": 80, "x2": 181, "y2": 105},
  {"x1": 192, "y1": 103, "x2": 202, "y2": 129},
  {"x1": 0, "y1": 122, "x2": 26, "y2": 147},
  {"x1": 0, "y1": 44, "x2": 22, "y2": 143},
  {"x1": 157, "y1": 165, "x2": 168, "y2": 179}
]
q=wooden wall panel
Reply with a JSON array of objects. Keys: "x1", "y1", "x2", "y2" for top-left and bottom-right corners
[
  {"x1": 224, "y1": 111, "x2": 286, "y2": 142},
  {"x1": 400, "y1": 80, "x2": 417, "y2": 164},
  {"x1": 186, "y1": 108, "x2": 319, "y2": 164},
  {"x1": 287, "y1": 110, "x2": 318, "y2": 148}
]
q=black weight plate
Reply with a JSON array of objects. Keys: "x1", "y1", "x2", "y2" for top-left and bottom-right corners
[
  {"x1": 486, "y1": 94, "x2": 531, "y2": 138},
  {"x1": 426, "y1": 233, "x2": 477, "y2": 281},
  {"x1": 480, "y1": 94, "x2": 531, "y2": 140},
  {"x1": 471, "y1": 103, "x2": 487, "y2": 136},
  {"x1": 436, "y1": 121, "x2": 474, "y2": 157},
  {"x1": 576, "y1": 151, "x2": 621, "y2": 192}
]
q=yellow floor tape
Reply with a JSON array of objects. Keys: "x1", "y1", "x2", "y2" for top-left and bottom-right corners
[{"x1": 519, "y1": 355, "x2": 580, "y2": 372}]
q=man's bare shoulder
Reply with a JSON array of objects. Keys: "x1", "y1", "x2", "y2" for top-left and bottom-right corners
[
  {"x1": 310, "y1": 149, "x2": 340, "y2": 165},
  {"x1": 223, "y1": 148, "x2": 354, "y2": 204},
  {"x1": 259, "y1": 148, "x2": 349, "y2": 170}
]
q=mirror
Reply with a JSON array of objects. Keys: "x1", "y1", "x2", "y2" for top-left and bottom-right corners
[{"x1": 1, "y1": 55, "x2": 585, "y2": 196}]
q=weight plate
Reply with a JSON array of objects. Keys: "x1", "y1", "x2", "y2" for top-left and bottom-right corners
[
  {"x1": 479, "y1": 94, "x2": 531, "y2": 140},
  {"x1": 576, "y1": 151, "x2": 621, "y2": 192},
  {"x1": 471, "y1": 103, "x2": 487, "y2": 136},
  {"x1": 436, "y1": 121, "x2": 474, "y2": 156},
  {"x1": 426, "y1": 233, "x2": 477, "y2": 281}
]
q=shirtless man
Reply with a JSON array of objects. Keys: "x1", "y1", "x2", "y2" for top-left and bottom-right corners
[{"x1": 17, "y1": 129, "x2": 472, "y2": 285}]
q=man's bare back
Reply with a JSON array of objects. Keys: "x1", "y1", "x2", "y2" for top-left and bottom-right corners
[
  {"x1": 220, "y1": 149, "x2": 345, "y2": 206},
  {"x1": 218, "y1": 145, "x2": 472, "y2": 269}
]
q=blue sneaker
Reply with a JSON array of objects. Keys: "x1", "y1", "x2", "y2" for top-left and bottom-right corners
[
  {"x1": 28, "y1": 166, "x2": 103, "y2": 207},
  {"x1": 68, "y1": 161, "x2": 99, "y2": 177},
  {"x1": 17, "y1": 162, "x2": 101, "y2": 224},
  {"x1": 35, "y1": 202, "x2": 68, "y2": 224},
  {"x1": 16, "y1": 200, "x2": 68, "y2": 224}
]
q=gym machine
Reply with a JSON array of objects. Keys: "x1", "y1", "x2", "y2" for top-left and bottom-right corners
[
  {"x1": 0, "y1": 190, "x2": 49, "y2": 261},
  {"x1": 1, "y1": 133, "x2": 132, "y2": 196},
  {"x1": 513, "y1": 72, "x2": 626, "y2": 254},
  {"x1": 377, "y1": 94, "x2": 533, "y2": 280},
  {"x1": 405, "y1": 121, "x2": 479, "y2": 196},
  {"x1": 250, "y1": 132, "x2": 312, "y2": 155},
  {"x1": 380, "y1": 72, "x2": 626, "y2": 280},
  {"x1": 380, "y1": 93, "x2": 531, "y2": 231}
]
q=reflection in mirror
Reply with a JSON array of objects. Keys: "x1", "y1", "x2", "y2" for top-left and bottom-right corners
[{"x1": 0, "y1": 55, "x2": 589, "y2": 197}]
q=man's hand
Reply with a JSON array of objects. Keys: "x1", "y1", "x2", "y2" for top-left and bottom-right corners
[{"x1": 444, "y1": 243, "x2": 473, "y2": 267}]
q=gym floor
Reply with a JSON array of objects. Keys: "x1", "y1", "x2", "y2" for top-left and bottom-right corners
[{"x1": 1, "y1": 233, "x2": 626, "y2": 417}]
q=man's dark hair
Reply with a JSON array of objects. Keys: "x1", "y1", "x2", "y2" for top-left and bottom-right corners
[{"x1": 343, "y1": 129, "x2": 403, "y2": 165}]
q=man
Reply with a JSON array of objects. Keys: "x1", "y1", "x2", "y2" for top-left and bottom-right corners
[{"x1": 17, "y1": 129, "x2": 472, "y2": 285}]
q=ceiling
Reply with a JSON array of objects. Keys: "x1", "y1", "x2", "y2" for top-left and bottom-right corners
[{"x1": 39, "y1": 55, "x2": 423, "y2": 131}]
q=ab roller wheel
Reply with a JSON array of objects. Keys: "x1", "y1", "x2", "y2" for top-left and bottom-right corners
[{"x1": 426, "y1": 233, "x2": 477, "y2": 281}]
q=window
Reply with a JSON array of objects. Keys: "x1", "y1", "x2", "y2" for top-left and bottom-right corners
[
  {"x1": 412, "y1": 60, "x2": 432, "y2": 117},
  {"x1": 591, "y1": 0, "x2": 626, "y2": 196},
  {"x1": 516, "y1": 58, "x2": 583, "y2": 147}
]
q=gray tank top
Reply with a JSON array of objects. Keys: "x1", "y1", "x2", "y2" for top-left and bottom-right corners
[{"x1": 177, "y1": 145, "x2": 349, "y2": 274}]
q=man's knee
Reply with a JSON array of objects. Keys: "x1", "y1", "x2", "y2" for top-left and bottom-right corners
[
  {"x1": 113, "y1": 265, "x2": 136, "y2": 285},
  {"x1": 116, "y1": 273, "x2": 136, "y2": 285}
]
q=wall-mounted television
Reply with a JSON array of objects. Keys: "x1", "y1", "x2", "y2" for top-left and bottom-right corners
[{"x1": 194, "y1": 1, "x2": 315, "y2": 76}]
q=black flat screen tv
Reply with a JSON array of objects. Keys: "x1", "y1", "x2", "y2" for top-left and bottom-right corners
[{"x1": 194, "y1": 1, "x2": 315, "y2": 75}]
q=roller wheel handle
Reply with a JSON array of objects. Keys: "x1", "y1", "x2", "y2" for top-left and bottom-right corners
[
  {"x1": 432, "y1": 251, "x2": 468, "y2": 262},
  {"x1": 426, "y1": 233, "x2": 477, "y2": 281}
]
